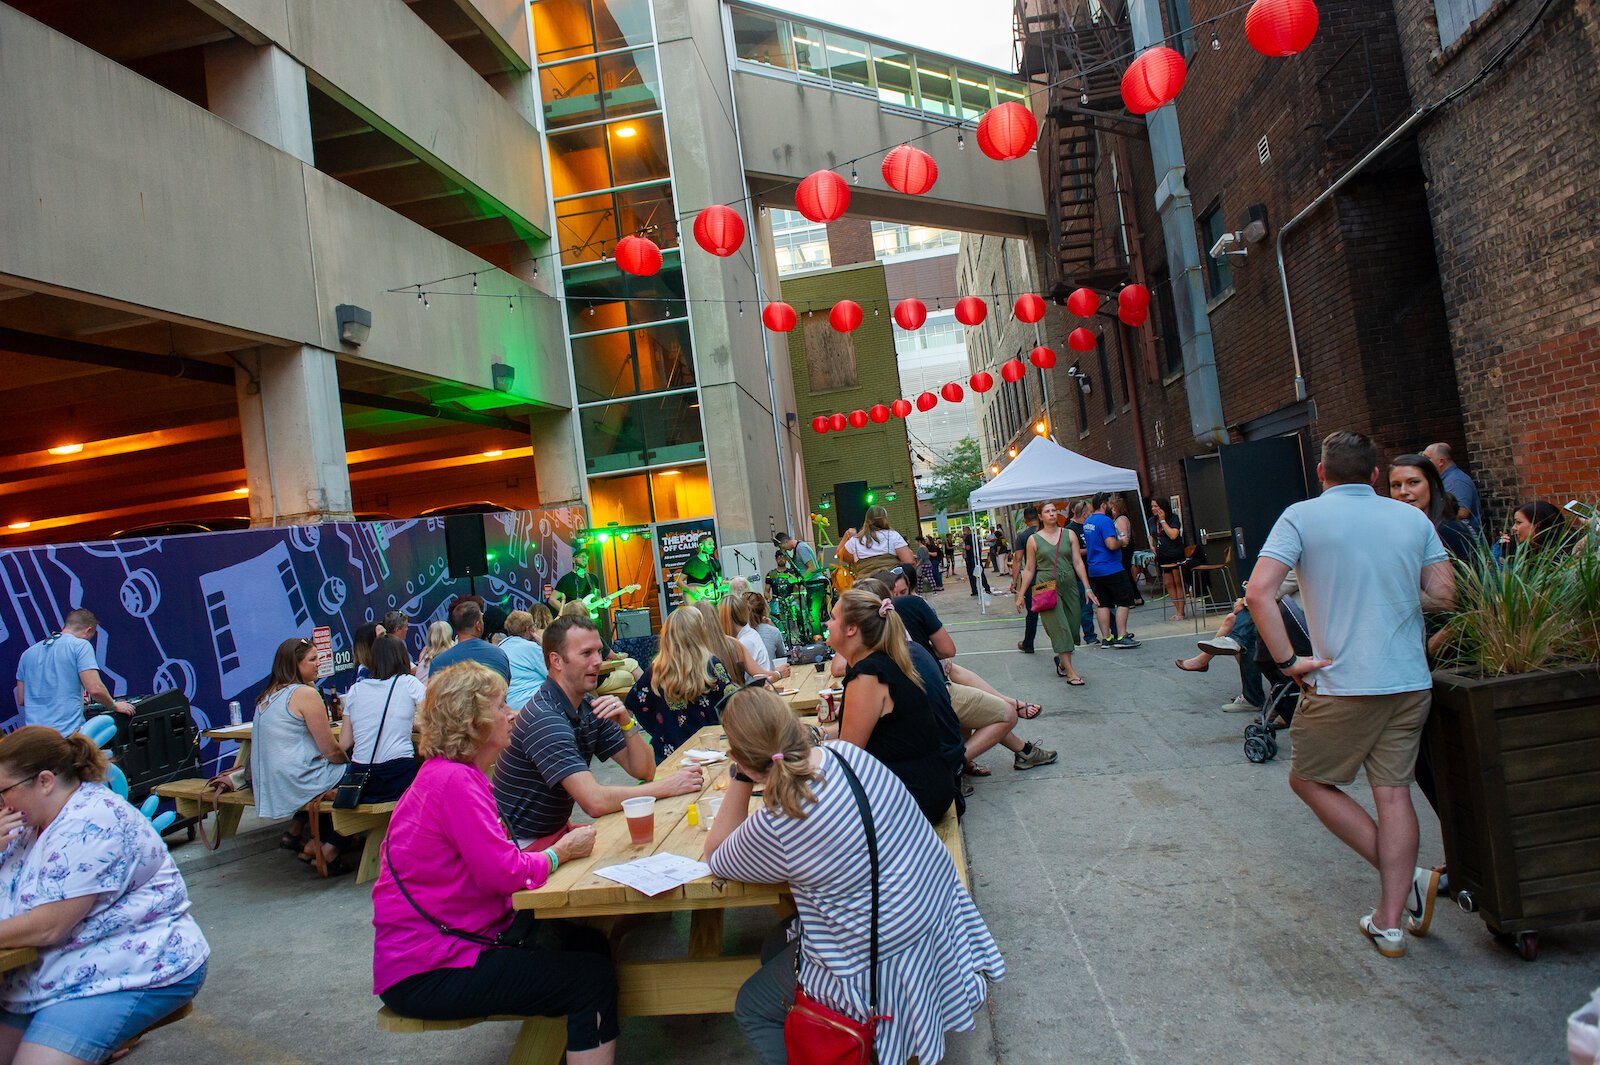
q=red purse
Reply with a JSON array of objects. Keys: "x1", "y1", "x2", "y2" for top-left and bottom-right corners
[{"x1": 783, "y1": 751, "x2": 890, "y2": 1065}]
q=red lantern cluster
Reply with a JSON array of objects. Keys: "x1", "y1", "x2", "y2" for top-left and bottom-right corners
[
  {"x1": 1118, "y1": 284, "x2": 1151, "y2": 327},
  {"x1": 969, "y1": 371, "x2": 994, "y2": 393},
  {"x1": 1068, "y1": 327, "x2": 1097, "y2": 353},
  {"x1": 811, "y1": 415, "x2": 830, "y2": 434},
  {"x1": 692, "y1": 205, "x2": 745, "y2": 257},
  {"x1": 848, "y1": 409, "x2": 869, "y2": 429},
  {"x1": 795, "y1": 169, "x2": 851, "y2": 223},
  {"x1": 1245, "y1": 0, "x2": 1320, "y2": 56},
  {"x1": 976, "y1": 102, "x2": 1037, "y2": 162},
  {"x1": 1121, "y1": 47, "x2": 1188, "y2": 115},
  {"x1": 762, "y1": 301, "x2": 797, "y2": 332},
  {"x1": 1067, "y1": 287, "x2": 1099, "y2": 318},
  {"x1": 1029, "y1": 345, "x2": 1057, "y2": 369},
  {"x1": 869, "y1": 404, "x2": 891, "y2": 423},
  {"x1": 1014, "y1": 293, "x2": 1046, "y2": 324},
  {"x1": 830, "y1": 300, "x2": 863, "y2": 333},
  {"x1": 916, "y1": 391, "x2": 938, "y2": 412},
  {"x1": 828, "y1": 413, "x2": 847, "y2": 432},
  {"x1": 892, "y1": 298, "x2": 927, "y2": 331},
  {"x1": 614, "y1": 234, "x2": 662, "y2": 276},
  {"x1": 940, "y1": 381, "x2": 964, "y2": 403},
  {"x1": 890, "y1": 398, "x2": 913, "y2": 418},
  {"x1": 1000, "y1": 358, "x2": 1027, "y2": 383},
  {"x1": 882, "y1": 145, "x2": 939, "y2": 196},
  {"x1": 954, "y1": 296, "x2": 988, "y2": 326}
]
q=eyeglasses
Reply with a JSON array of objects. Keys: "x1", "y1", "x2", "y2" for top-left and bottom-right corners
[{"x1": 0, "y1": 773, "x2": 39, "y2": 799}]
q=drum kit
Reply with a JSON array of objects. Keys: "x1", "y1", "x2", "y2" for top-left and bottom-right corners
[{"x1": 767, "y1": 571, "x2": 833, "y2": 646}]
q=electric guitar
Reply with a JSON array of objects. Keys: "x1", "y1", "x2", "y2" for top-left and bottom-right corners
[
  {"x1": 550, "y1": 584, "x2": 641, "y2": 619},
  {"x1": 681, "y1": 578, "x2": 732, "y2": 603}
]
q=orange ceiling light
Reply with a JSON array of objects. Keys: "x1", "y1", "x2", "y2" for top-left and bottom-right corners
[
  {"x1": 6, "y1": 521, "x2": 31, "y2": 531},
  {"x1": 47, "y1": 444, "x2": 84, "y2": 456},
  {"x1": 613, "y1": 125, "x2": 637, "y2": 138},
  {"x1": 481, "y1": 449, "x2": 505, "y2": 458}
]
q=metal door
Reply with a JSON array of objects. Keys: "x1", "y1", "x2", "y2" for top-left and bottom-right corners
[
  {"x1": 1218, "y1": 435, "x2": 1310, "y2": 585},
  {"x1": 1181, "y1": 453, "x2": 1232, "y2": 596}
]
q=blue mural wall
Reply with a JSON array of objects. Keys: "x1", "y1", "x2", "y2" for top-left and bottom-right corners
[{"x1": 0, "y1": 509, "x2": 584, "y2": 774}]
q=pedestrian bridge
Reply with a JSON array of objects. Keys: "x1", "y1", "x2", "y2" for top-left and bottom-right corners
[{"x1": 725, "y1": 3, "x2": 1045, "y2": 237}]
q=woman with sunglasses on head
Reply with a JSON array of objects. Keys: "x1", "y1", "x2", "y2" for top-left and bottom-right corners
[
  {"x1": 624, "y1": 606, "x2": 736, "y2": 760},
  {"x1": 0, "y1": 727, "x2": 209, "y2": 1065},
  {"x1": 252, "y1": 637, "x2": 349, "y2": 869},
  {"x1": 825, "y1": 588, "x2": 963, "y2": 824},
  {"x1": 704, "y1": 688, "x2": 1003, "y2": 1065}
]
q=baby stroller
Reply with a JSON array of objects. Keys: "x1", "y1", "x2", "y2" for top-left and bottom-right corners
[{"x1": 1244, "y1": 595, "x2": 1313, "y2": 764}]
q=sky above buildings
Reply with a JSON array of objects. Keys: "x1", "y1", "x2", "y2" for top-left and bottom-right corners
[{"x1": 765, "y1": 0, "x2": 1016, "y2": 71}]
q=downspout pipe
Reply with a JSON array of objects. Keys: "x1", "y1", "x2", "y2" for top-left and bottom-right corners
[{"x1": 1275, "y1": 105, "x2": 1432, "y2": 402}]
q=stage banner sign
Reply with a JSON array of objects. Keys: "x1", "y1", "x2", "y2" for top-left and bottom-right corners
[{"x1": 655, "y1": 518, "x2": 717, "y2": 615}]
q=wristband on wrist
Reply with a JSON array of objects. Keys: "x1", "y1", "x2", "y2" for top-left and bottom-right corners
[
  {"x1": 619, "y1": 715, "x2": 636, "y2": 732},
  {"x1": 729, "y1": 766, "x2": 755, "y2": 784},
  {"x1": 1275, "y1": 653, "x2": 1298, "y2": 671},
  {"x1": 543, "y1": 847, "x2": 559, "y2": 874}
]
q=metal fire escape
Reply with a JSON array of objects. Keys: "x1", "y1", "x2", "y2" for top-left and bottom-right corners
[{"x1": 1016, "y1": 1, "x2": 1144, "y2": 299}]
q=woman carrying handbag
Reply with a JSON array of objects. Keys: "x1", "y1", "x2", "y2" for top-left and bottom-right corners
[
  {"x1": 337, "y1": 635, "x2": 424, "y2": 805},
  {"x1": 705, "y1": 688, "x2": 1003, "y2": 1065},
  {"x1": 1012, "y1": 502, "x2": 1097, "y2": 685}
]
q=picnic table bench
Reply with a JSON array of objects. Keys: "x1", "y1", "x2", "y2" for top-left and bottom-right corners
[{"x1": 378, "y1": 724, "x2": 967, "y2": 1064}]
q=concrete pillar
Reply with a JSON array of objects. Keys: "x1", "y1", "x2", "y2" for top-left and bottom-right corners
[
  {"x1": 236, "y1": 346, "x2": 353, "y2": 525},
  {"x1": 528, "y1": 409, "x2": 584, "y2": 507},
  {"x1": 202, "y1": 40, "x2": 313, "y2": 163}
]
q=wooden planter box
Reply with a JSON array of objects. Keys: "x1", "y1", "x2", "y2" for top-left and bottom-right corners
[{"x1": 1427, "y1": 664, "x2": 1600, "y2": 957}]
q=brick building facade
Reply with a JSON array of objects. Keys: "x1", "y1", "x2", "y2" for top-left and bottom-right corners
[{"x1": 1390, "y1": 0, "x2": 1600, "y2": 520}]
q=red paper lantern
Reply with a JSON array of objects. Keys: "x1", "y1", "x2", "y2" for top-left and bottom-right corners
[
  {"x1": 1000, "y1": 358, "x2": 1027, "y2": 383},
  {"x1": 1029, "y1": 345, "x2": 1058, "y2": 369},
  {"x1": 614, "y1": 234, "x2": 662, "y2": 276},
  {"x1": 1121, "y1": 47, "x2": 1188, "y2": 115},
  {"x1": 1014, "y1": 293, "x2": 1047, "y2": 324},
  {"x1": 976, "y1": 102, "x2": 1038, "y2": 162},
  {"x1": 795, "y1": 169, "x2": 851, "y2": 223},
  {"x1": 812, "y1": 415, "x2": 830, "y2": 434},
  {"x1": 1118, "y1": 305, "x2": 1147, "y2": 327},
  {"x1": 828, "y1": 412, "x2": 848, "y2": 432},
  {"x1": 893, "y1": 298, "x2": 928, "y2": 331},
  {"x1": 1118, "y1": 284, "x2": 1151, "y2": 327},
  {"x1": 1068, "y1": 327, "x2": 1097, "y2": 352},
  {"x1": 761, "y1": 301, "x2": 797, "y2": 331},
  {"x1": 692, "y1": 205, "x2": 745, "y2": 257},
  {"x1": 890, "y1": 398, "x2": 913, "y2": 418},
  {"x1": 869, "y1": 404, "x2": 891, "y2": 423},
  {"x1": 940, "y1": 381, "x2": 964, "y2": 403},
  {"x1": 829, "y1": 300, "x2": 863, "y2": 332},
  {"x1": 1245, "y1": 0, "x2": 1320, "y2": 56},
  {"x1": 969, "y1": 371, "x2": 995, "y2": 393},
  {"x1": 1067, "y1": 287, "x2": 1099, "y2": 318},
  {"x1": 881, "y1": 145, "x2": 939, "y2": 196},
  {"x1": 954, "y1": 296, "x2": 988, "y2": 326},
  {"x1": 916, "y1": 391, "x2": 938, "y2": 412},
  {"x1": 848, "y1": 409, "x2": 869, "y2": 429}
]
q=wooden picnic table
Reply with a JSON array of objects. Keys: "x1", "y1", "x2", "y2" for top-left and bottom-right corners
[
  {"x1": 776, "y1": 664, "x2": 838, "y2": 715},
  {"x1": 0, "y1": 948, "x2": 36, "y2": 974}
]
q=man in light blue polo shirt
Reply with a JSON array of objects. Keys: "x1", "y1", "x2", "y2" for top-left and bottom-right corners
[
  {"x1": 13, "y1": 608, "x2": 133, "y2": 734},
  {"x1": 1247, "y1": 431, "x2": 1456, "y2": 960}
]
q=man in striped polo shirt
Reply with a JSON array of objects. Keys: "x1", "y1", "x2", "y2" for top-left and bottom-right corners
[{"x1": 493, "y1": 615, "x2": 703, "y2": 850}]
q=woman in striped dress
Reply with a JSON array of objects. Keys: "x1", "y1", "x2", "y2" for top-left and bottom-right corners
[{"x1": 705, "y1": 688, "x2": 1003, "y2": 1065}]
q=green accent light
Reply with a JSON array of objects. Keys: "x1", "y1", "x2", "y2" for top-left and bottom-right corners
[
  {"x1": 865, "y1": 491, "x2": 876, "y2": 505},
  {"x1": 598, "y1": 532, "x2": 611, "y2": 542},
  {"x1": 884, "y1": 492, "x2": 896, "y2": 502},
  {"x1": 819, "y1": 501, "x2": 831, "y2": 509},
  {"x1": 619, "y1": 532, "x2": 631, "y2": 541}
]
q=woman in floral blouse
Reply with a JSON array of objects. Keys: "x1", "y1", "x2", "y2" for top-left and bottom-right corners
[
  {"x1": 0, "y1": 726, "x2": 209, "y2": 1063},
  {"x1": 624, "y1": 605, "x2": 736, "y2": 759}
]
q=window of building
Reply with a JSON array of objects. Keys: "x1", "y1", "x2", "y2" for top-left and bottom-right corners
[
  {"x1": 555, "y1": 181, "x2": 678, "y2": 266},
  {"x1": 565, "y1": 259, "x2": 687, "y2": 334},
  {"x1": 1163, "y1": 0, "x2": 1195, "y2": 58},
  {"x1": 790, "y1": 21, "x2": 829, "y2": 78},
  {"x1": 770, "y1": 209, "x2": 831, "y2": 274},
  {"x1": 1198, "y1": 203, "x2": 1233, "y2": 298},
  {"x1": 547, "y1": 114, "x2": 670, "y2": 199},
  {"x1": 579, "y1": 390, "x2": 705, "y2": 474},
  {"x1": 589, "y1": 462, "x2": 713, "y2": 525},
  {"x1": 915, "y1": 61, "x2": 957, "y2": 116},
  {"x1": 869, "y1": 221, "x2": 960, "y2": 259},
  {"x1": 1073, "y1": 362, "x2": 1089, "y2": 432},
  {"x1": 1155, "y1": 274, "x2": 1183, "y2": 379},
  {"x1": 731, "y1": 8, "x2": 793, "y2": 69},
  {"x1": 1436, "y1": 0, "x2": 1494, "y2": 46},
  {"x1": 825, "y1": 31, "x2": 873, "y2": 89},
  {"x1": 872, "y1": 44, "x2": 915, "y2": 107},
  {"x1": 957, "y1": 70, "x2": 994, "y2": 120},
  {"x1": 801, "y1": 314, "x2": 858, "y2": 391},
  {"x1": 1095, "y1": 334, "x2": 1116, "y2": 416},
  {"x1": 571, "y1": 320, "x2": 695, "y2": 402},
  {"x1": 534, "y1": 0, "x2": 654, "y2": 62},
  {"x1": 539, "y1": 48, "x2": 661, "y2": 129}
]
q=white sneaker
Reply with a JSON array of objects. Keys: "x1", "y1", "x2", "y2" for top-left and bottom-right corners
[
  {"x1": 1220, "y1": 695, "x2": 1256, "y2": 712},
  {"x1": 1360, "y1": 912, "x2": 1406, "y2": 957},
  {"x1": 1198, "y1": 635, "x2": 1242, "y2": 656},
  {"x1": 1405, "y1": 866, "x2": 1441, "y2": 936}
]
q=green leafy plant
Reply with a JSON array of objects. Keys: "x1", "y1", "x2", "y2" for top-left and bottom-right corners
[{"x1": 1436, "y1": 510, "x2": 1599, "y2": 677}]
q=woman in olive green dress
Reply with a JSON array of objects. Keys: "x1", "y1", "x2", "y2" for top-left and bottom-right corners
[{"x1": 1013, "y1": 501, "x2": 1098, "y2": 684}]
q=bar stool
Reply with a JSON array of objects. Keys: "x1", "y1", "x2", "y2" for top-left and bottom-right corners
[{"x1": 1188, "y1": 541, "x2": 1237, "y2": 634}]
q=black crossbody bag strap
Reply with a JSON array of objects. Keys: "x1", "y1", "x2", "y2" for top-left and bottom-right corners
[
  {"x1": 382, "y1": 842, "x2": 507, "y2": 947},
  {"x1": 364, "y1": 678, "x2": 400, "y2": 765},
  {"x1": 827, "y1": 750, "x2": 881, "y2": 1015}
]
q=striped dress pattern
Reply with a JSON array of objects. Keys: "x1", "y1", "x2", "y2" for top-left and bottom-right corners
[{"x1": 709, "y1": 742, "x2": 1003, "y2": 1065}]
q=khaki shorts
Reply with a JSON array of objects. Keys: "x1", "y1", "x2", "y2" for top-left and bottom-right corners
[
  {"x1": 1289, "y1": 688, "x2": 1431, "y2": 788},
  {"x1": 948, "y1": 683, "x2": 1011, "y2": 729}
]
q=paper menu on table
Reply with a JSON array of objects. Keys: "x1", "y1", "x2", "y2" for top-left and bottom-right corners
[{"x1": 594, "y1": 853, "x2": 712, "y2": 896}]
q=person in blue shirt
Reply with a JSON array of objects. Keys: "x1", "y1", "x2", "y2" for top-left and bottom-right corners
[
  {"x1": 1423, "y1": 442, "x2": 1482, "y2": 537},
  {"x1": 500, "y1": 610, "x2": 550, "y2": 711},
  {"x1": 13, "y1": 609, "x2": 133, "y2": 735},
  {"x1": 428, "y1": 600, "x2": 512, "y2": 682},
  {"x1": 1082, "y1": 495, "x2": 1141, "y2": 649}
]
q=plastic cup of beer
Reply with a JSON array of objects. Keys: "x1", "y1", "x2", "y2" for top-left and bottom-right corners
[{"x1": 622, "y1": 796, "x2": 656, "y2": 845}]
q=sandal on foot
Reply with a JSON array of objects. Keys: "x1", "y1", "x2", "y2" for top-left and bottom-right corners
[
  {"x1": 963, "y1": 760, "x2": 992, "y2": 777},
  {"x1": 1015, "y1": 702, "x2": 1043, "y2": 720},
  {"x1": 279, "y1": 831, "x2": 304, "y2": 852},
  {"x1": 1174, "y1": 658, "x2": 1209, "y2": 672},
  {"x1": 1066, "y1": 675, "x2": 1086, "y2": 686}
]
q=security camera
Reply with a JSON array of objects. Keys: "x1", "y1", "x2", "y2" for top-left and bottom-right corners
[{"x1": 1208, "y1": 231, "x2": 1239, "y2": 260}]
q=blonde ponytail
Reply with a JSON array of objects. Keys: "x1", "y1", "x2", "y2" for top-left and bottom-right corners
[
  {"x1": 835, "y1": 587, "x2": 923, "y2": 691},
  {"x1": 722, "y1": 688, "x2": 821, "y2": 820}
]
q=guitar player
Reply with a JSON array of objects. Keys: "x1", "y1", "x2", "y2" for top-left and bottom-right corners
[{"x1": 674, "y1": 535, "x2": 726, "y2": 602}]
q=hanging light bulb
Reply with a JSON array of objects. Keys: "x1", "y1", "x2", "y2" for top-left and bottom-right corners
[
  {"x1": 1080, "y1": 90, "x2": 1089, "y2": 105},
  {"x1": 507, "y1": 296, "x2": 515, "y2": 312},
  {"x1": 471, "y1": 273, "x2": 478, "y2": 291},
  {"x1": 532, "y1": 261, "x2": 540, "y2": 278},
  {"x1": 850, "y1": 163, "x2": 859, "y2": 185},
  {"x1": 589, "y1": 304, "x2": 596, "y2": 316},
  {"x1": 1211, "y1": 29, "x2": 1221, "y2": 50},
  {"x1": 738, "y1": 301, "x2": 745, "y2": 316},
  {"x1": 956, "y1": 127, "x2": 965, "y2": 150}
]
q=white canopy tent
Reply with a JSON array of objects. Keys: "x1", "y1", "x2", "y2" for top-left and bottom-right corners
[{"x1": 969, "y1": 436, "x2": 1140, "y2": 509}]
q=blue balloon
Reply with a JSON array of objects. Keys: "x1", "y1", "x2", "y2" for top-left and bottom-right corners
[
  {"x1": 106, "y1": 764, "x2": 129, "y2": 799},
  {"x1": 80, "y1": 716, "x2": 118, "y2": 748},
  {"x1": 140, "y1": 795, "x2": 160, "y2": 818},
  {"x1": 150, "y1": 811, "x2": 178, "y2": 833}
]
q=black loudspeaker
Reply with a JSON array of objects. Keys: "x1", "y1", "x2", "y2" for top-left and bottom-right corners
[
  {"x1": 834, "y1": 480, "x2": 869, "y2": 534},
  {"x1": 86, "y1": 689, "x2": 200, "y2": 804},
  {"x1": 445, "y1": 515, "x2": 489, "y2": 578},
  {"x1": 614, "y1": 608, "x2": 652, "y2": 639}
]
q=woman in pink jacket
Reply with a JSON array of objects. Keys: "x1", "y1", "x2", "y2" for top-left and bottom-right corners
[{"x1": 372, "y1": 662, "x2": 615, "y2": 1062}]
